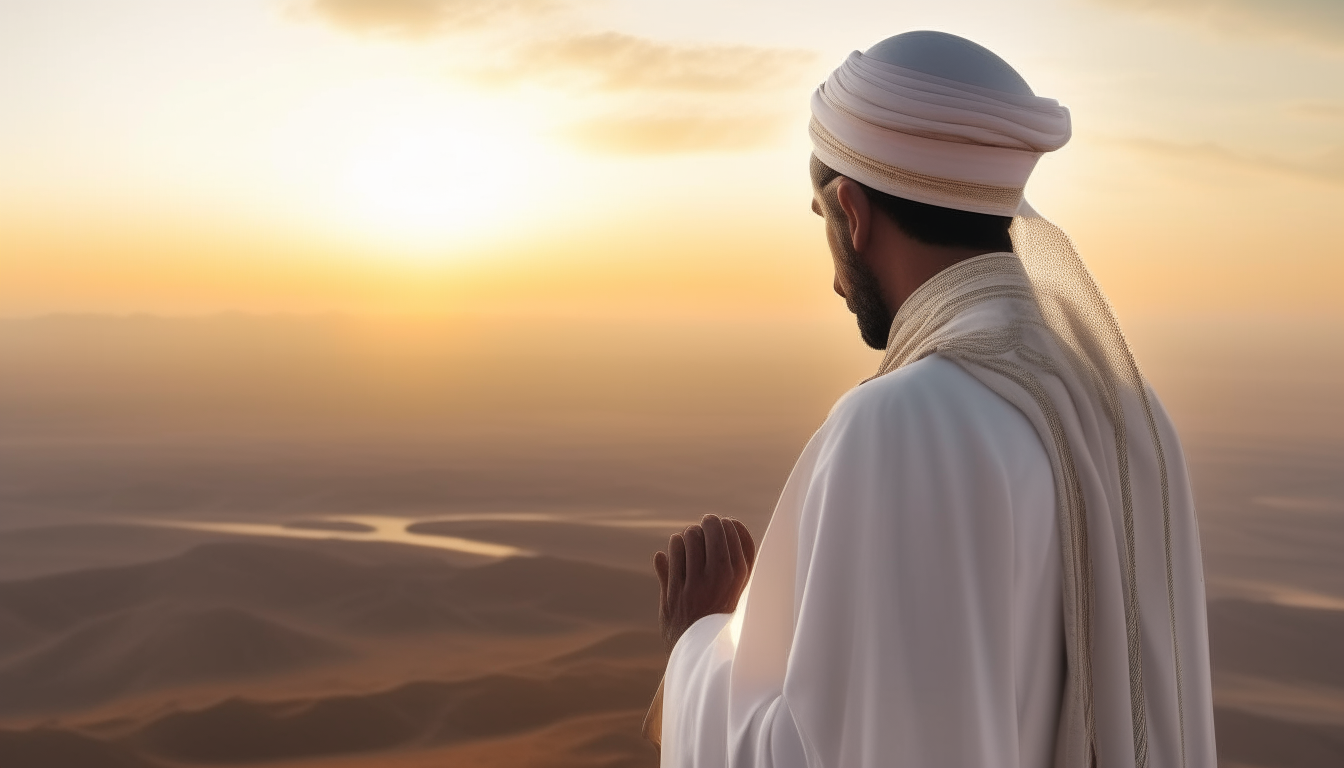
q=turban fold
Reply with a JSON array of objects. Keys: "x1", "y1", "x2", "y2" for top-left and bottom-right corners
[{"x1": 810, "y1": 51, "x2": 1072, "y2": 216}]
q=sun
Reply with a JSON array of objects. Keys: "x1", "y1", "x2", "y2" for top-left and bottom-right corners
[
  {"x1": 274, "y1": 78, "x2": 556, "y2": 254},
  {"x1": 343, "y1": 114, "x2": 519, "y2": 247}
]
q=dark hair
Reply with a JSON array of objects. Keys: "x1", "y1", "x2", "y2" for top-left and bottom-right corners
[{"x1": 809, "y1": 155, "x2": 1013, "y2": 252}]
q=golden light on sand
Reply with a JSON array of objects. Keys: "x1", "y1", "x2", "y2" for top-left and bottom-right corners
[{"x1": 127, "y1": 516, "x2": 535, "y2": 559}]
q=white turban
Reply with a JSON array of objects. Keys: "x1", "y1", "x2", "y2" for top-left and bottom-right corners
[{"x1": 810, "y1": 42, "x2": 1071, "y2": 216}]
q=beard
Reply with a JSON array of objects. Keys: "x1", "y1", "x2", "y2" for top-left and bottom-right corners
[
  {"x1": 831, "y1": 218, "x2": 894, "y2": 351},
  {"x1": 813, "y1": 157, "x2": 894, "y2": 350},
  {"x1": 811, "y1": 164, "x2": 897, "y2": 352}
]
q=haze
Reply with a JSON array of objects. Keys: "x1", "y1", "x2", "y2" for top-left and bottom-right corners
[{"x1": 1, "y1": 1, "x2": 1342, "y2": 767}]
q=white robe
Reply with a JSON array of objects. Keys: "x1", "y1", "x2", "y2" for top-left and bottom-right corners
[{"x1": 661, "y1": 354, "x2": 1066, "y2": 767}]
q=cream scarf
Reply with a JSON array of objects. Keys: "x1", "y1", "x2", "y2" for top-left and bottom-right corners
[{"x1": 873, "y1": 233, "x2": 1215, "y2": 768}]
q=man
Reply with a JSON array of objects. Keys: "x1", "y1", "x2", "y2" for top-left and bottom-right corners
[{"x1": 650, "y1": 31, "x2": 1216, "y2": 767}]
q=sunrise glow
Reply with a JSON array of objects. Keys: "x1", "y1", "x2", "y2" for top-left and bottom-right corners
[{"x1": 0, "y1": 0, "x2": 1339, "y2": 315}]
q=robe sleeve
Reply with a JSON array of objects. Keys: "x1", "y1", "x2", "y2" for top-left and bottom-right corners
[{"x1": 659, "y1": 356, "x2": 1061, "y2": 768}]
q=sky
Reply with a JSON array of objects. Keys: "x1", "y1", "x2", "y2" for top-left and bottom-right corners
[
  {"x1": 0, "y1": 0, "x2": 1341, "y2": 320},
  {"x1": 1, "y1": 0, "x2": 1343, "y2": 661}
]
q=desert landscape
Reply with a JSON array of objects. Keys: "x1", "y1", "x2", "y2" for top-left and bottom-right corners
[
  {"x1": 0, "y1": 533, "x2": 669, "y2": 768},
  {"x1": 1, "y1": 314, "x2": 1342, "y2": 768}
]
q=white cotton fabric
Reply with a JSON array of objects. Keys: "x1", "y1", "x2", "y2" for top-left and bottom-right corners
[
  {"x1": 870, "y1": 253, "x2": 1216, "y2": 768},
  {"x1": 809, "y1": 50, "x2": 1071, "y2": 214},
  {"x1": 660, "y1": 254, "x2": 1217, "y2": 768},
  {"x1": 662, "y1": 353, "x2": 1066, "y2": 768}
]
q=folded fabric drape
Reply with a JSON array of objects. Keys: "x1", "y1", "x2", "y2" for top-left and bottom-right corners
[
  {"x1": 800, "y1": 33, "x2": 1217, "y2": 768},
  {"x1": 809, "y1": 50, "x2": 1072, "y2": 215}
]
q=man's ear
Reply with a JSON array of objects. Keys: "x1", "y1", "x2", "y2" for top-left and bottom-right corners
[{"x1": 834, "y1": 178, "x2": 871, "y2": 253}]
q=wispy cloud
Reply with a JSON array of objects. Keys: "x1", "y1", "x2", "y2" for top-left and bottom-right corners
[
  {"x1": 562, "y1": 113, "x2": 792, "y2": 154},
  {"x1": 295, "y1": 5, "x2": 817, "y2": 154},
  {"x1": 1290, "y1": 100, "x2": 1344, "y2": 119},
  {"x1": 465, "y1": 33, "x2": 816, "y2": 153},
  {"x1": 1092, "y1": 0, "x2": 1344, "y2": 51},
  {"x1": 304, "y1": 0, "x2": 558, "y2": 37},
  {"x1": 468, "y1": 33, "x2": 818, "y2": 93},
  {"x1": 1117, "y1": 136, "x2": 1344, "y2": 184}
]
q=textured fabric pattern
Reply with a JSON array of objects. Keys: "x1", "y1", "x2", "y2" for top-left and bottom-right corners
[
  {"x1": 873, "y1": 249, "x2": 1216, "y2": 768},
  {"x1": 808, "y1": 118, "x2": 1027, "y2": 211},
  {"x1": 809, "y1": 50, "x2": 1070, "y2": 214}
]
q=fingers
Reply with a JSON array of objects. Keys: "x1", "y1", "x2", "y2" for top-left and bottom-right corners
[
  {"x1": 653, "y1": 550, "x2": 670, "y2": 627},
  {"x1": 700, "y1": 514, "x2": 729, "y2": 580},
  {"x1": 729, "y1": 518, "x2": 757, "y2": 571},
  {"x1": 723, "y1": 517, "x2": 747, "y2": 583},
  {"x1": 683, "y1": 525, "x2": 707, "y2": 589},
  {"x1": 668, "y1": 532, "x2": 687, "y2": 599},
  {"x1": 653, "y1": 550, "x2": 669, "y2": 595}
]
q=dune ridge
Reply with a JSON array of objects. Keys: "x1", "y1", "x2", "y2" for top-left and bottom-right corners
[
  {"x1": 0, "y1": 606, "x2": 348, "y2": 714},
  {"x1": 3, "y1": 537, "x2": 1343, "y2": 767},
  {"x1": 0, "y1": 541, "x2": 659, "y2": 717},
  {"x1": 0, "y1": 654, "x2": 663, "y2": 768},
  {"x1": 1213, "y1": 707, "x2": 1344, "y2": 768},
  {"x1": 0, "y1": 539, "x2": 667, "y2": 767}
]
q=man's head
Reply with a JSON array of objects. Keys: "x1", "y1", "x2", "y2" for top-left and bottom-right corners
[
  {"x1": 810, "y1": 154, "x2": 1015, "y2": 349},
  {"x1": 807, "y1": 31, "x2": 1071, "y2": 348}
]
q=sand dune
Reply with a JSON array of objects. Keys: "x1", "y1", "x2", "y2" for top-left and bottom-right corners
[
  {"x1": 0, "y1": 726, "x2": 155, "y2": 768},
  {"x1": 0, "y1": 623, "x2": 663, "y2": 768},
  {"x1": 0, "y1": 523, "x2": 229, "y2": 582},
  {"x1": 0, "y1": 541, "x2": 658, "y2": 716},
  {"x1": 0, "y1": 609, "x2": 43, "y2": 660},
  {"x1": 0, "y1": 692, "x2": 661, "y2": 768},
  {"x1": 0, "y1": 541, "x2": 654, "y2": 636},
  {"x1": 1215, "y1": 707, "x2": 1344, "y2": 768},
  {"x1": 2, "y1": 541, "x2": 1344, "y2": 767},
  {"x1": 554, "y1": 631, "x2": 666, "y2": 664},
  {"x1": 0, "y1": 542, "x2": 376, "y2": 634},
  {"x1": 0, "y1": 538, "x2": 666, "y2": 767},
  {"x1": 133, "y1": 663, "x2": 658, "y2": 763},
  {"x1": 381, "y1": 709, "x2": 656, "y2": 768},
  {"x1": 0, "y1": 711, "x2": 662, "y2": 768},
  {"x1": 1209, "y1": 600, "x2": 1344, "y2": 691},
  {"x1": 0, "y1": 606, "x2": 347, "y2": 716},
  {"x1": 1207, "y1": 600, "x2": 1344, "y2": 767}
]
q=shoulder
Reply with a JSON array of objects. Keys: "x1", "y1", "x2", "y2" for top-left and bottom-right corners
[
  {"x1": 819, "y1": 354, "x2": 1043, "y2": 464},
  {"x1": 829, "y1": 354, "x2": 1012, "y2": 429},
  {"x1": 788, "y1": 355, "x2": 1055, "y2": 558}
]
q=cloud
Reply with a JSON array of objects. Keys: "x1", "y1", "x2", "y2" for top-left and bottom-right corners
[
  {"x1": 305, "y1": 0, "x2": 557, "y2": 37},
  {"x1": 462, "y1": 33, "x2": 817, "y2": 153},
  {"x1": 1092, "y1": 0, "x2": 1344, "y2": 50},
  {"x1": 1116, "y1": 136, "x2": 1344, "y2": 184},
  {"x1": 561, "y1": 113, "x2": 792, "y2": 154},
  {"x1": 293, "y1": 8, "x2": 818, "y2": 154},
  {"x1": 1290, "y1": 100, "x2": 1344, "y2": 119},
  {"x1": 468, "y1": 33, "x2": 818, "y2": 93}
]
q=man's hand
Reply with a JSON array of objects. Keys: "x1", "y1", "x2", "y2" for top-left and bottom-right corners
[{"x1": 653, "y1": 514, "x2": 756, "y2": 650}]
